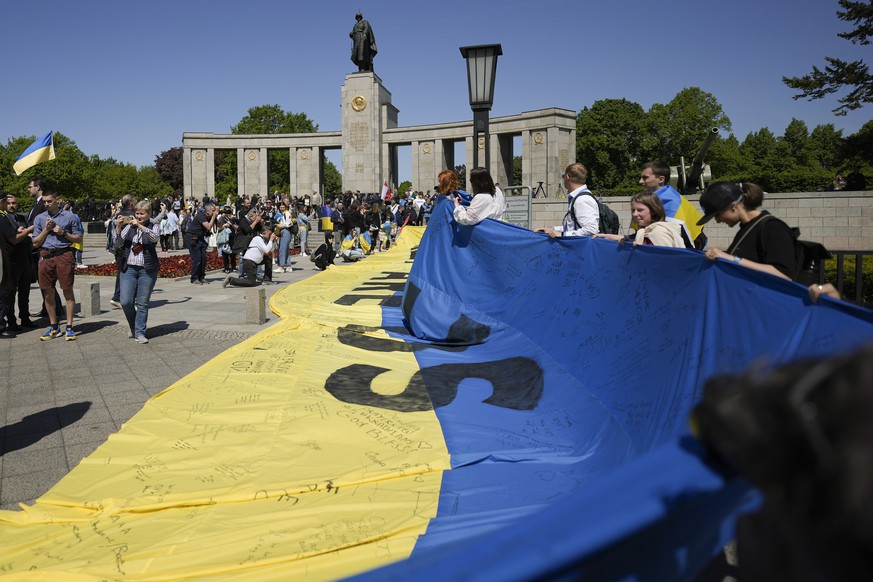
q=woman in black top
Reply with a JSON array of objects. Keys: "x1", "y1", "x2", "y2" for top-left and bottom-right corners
[{"x1": 699, "y1": 182, "x2": 798, "y2": 280}]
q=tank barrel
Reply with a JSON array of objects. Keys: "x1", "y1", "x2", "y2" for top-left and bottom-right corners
[{"x1": 683, "y1": 127, "x2": 719, "y2": 195}]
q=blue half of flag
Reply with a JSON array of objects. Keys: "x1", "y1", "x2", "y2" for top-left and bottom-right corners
[{"x1": 14, "y1": 131, "x2": 55, "y2": 175}]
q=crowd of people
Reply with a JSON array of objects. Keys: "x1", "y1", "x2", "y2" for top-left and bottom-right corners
[
  {"x1": 0, "y1": 178, "x2": 87, "y2": 341},
  {"x1": 0, "y1": 162, "x2": 851, "y2": 343}
]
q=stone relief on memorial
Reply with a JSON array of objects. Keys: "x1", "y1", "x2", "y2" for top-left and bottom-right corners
[{"x1": 350, "y1": 122, "x2": 369, "y2": 152}]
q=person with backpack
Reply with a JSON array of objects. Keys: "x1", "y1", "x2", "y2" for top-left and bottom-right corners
[
  {"x1": 536, "y1": 163, "x2": 600, "y2": 237},
  {"x1": 700, "y1": 182, "x2": 799, "y2": 280}
]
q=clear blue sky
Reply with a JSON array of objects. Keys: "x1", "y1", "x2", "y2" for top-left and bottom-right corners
[{"x1": 2, "y1": 0, "x2": 868, "y2": 183}]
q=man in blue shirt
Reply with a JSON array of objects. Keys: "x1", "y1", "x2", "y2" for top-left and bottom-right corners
[{"x1": 32, "y1": 189, "x2": 83, "y2": 341}]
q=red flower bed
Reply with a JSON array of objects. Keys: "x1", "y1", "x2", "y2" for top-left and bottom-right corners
[{"x1": 80, "y1": 251, "x2": 226, "y2": 278}]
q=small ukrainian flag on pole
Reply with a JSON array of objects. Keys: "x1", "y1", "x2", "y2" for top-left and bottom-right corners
[{"x1": 13, "y1": 131, "x2": 56, "y2": 176}]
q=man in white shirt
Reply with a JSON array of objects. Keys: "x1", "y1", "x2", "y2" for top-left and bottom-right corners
[
  {"x1": 537, "y1": 163, "x2": 599, "y2": 237},
  {"x1": 223, "y1": 225, "x2": 276, "y2": 287}
]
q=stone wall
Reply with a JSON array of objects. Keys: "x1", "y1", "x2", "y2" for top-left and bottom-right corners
[{"x1": 532, "y1": 191, "x2": 873, "y2": 251}]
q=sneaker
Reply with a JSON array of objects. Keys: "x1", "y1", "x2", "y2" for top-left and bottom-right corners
[
  {"x1": 135, "y1": 335, "x2": 149, "y2": 344},
  {"x1": 65, "y1": 327, "x2": 78, "y2": 341},
  {"x1": 222, "y1": 275, "x2": 231, "y2": 288},
  {"x1": 40, "y1": 326, "x2": 60, "y2": 341},
  {"x1": 300, "y1": 253, "x2": 308, "y2": 257},
  {"x1": 109, "y1": 299, "x2": 122, "y2": 309},
  {"x1": 76, "y1": 263, "x2": 87, "y2": 269},
  {"x1": 191, "y1": 280, "x2": 203, "y2": 285}
]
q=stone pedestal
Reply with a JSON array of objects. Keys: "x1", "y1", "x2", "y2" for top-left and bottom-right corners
[
  {"x1": 341, "y1": 72, "x2": 398, "y2": 193},
  {"x1": 80, "y1": 282, "x2": 101, "y2": 317},
  {"x1": 245, "y1": 288, "x2": 266, "y2": 324}
]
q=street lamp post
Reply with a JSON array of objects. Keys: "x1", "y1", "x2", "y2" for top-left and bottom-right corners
[{"x1": 459, "y1": 44, "x2": 502, "y2": 173}]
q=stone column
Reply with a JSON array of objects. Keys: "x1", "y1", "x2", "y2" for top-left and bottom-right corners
[
  {"x1": 259, "y1": 147, "x2": 268, "y2": 198},
  {"x1": 243, "y1": 149, "x2": 262, "y2": 198},
  {"x1": 183, "y1": 148, "x2": 192, "y2": 202},
  {"x1": 206, "y1": 148, "x2": 215, "y2": 200},
  {"x1": 190, "y1": 148, "x2": 209, "y2": 202},
  {"x1": 492, "y1": 134, "x2": 513, "y2": 188},
  {"x1": 237, "y1": 149, "x2": 245, "y2": 200}
]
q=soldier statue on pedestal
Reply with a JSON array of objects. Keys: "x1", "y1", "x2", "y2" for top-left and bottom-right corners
[{"x1": 349, "y1": 12, "x2": 377, "y2": 72}]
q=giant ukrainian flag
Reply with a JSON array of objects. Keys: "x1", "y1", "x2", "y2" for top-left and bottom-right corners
[
  {"x1": 1, "y1": 203, "x2": 873, "y2": 579},
  {"x1": 13, "y1": 131, "x2": 55, "y2": 175}
]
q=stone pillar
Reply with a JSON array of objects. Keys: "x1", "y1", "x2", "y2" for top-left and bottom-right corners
[
  {"x1": 183, "y1": 148, "x2": 192, "y2": 202},
  {"x1": 243, "y1": 148, "x2": 262, "y2": 198},
  {"x1": 492, "y1": 134, "x2": 513, "y2": 188},
  {"x1": 342, "y1": 72, "x2": 396, "y2": 193},
  {"x1": 464, "y1": 136, "x2": 475, "y2": 190},
  {"x1": 288, "y1": 147, "x2": 297, "y2": 193},
  {"x1": 259, "y1": 147, "x2": 268, "y2": 197},
  {"x1": 205, "y1": 148, "x2": 215, "y2": 200},
  {"x1": 245, "y1": 288, "x2": 266, "y2": 324},
  {"x1": 190, "y1": 148, "x2": 209, "y2": 202},
  {"x1": 296, "y1": 148, "x2": 313, "y2": 195},
  {"x1": 311, "y1": 146, "x2": 322, "y2": 195},
  {"x1": 79, "y1": 282, "x2": 100, "y2": 317},
  {"x1": 237, "y1": 149, "x2": 245, "y2": 199}
]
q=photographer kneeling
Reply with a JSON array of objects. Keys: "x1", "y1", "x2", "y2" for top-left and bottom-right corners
[{"x1": 223, "y1": 225, "x2": 276, "y2": 288}]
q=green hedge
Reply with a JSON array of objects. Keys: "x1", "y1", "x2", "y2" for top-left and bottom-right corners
[{"x1": 822, "y1": 254, "x2": 873, "y2": 306}]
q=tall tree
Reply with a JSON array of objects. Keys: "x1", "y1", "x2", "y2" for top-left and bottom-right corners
[
  {"x1": 229, "y1": 104, "x2": 336, "y2": 196},
  {"x1": 783, "y1": 0, "x2": 873, "y2": 115},
  {"x1": 645, "y1": 87, "x2": 732, "y2": 163},
  {"x1": 576, "y1": 98, "x2": 647, "y2": 190},
  {"x1": 231, "y1": 105, "x2": 319, "y2": 135},
  {"x1": 809, "y1": 123, "x2": 846, "y2": 170},
  {"x1": 708, "y1": 134, "x2": 753, "y2": 179},
  {"x1": 154, "y1": 147, "x2": 183, "y2": 197},
  {"x1": 781, "y1": 118, "x2": 813, "y2": 166},
  {"x1": 842, "y1": 119, "x2": 873, "y2": 165},
  {"x1": 323, "y1": 153, "x2": 342, "y2": 195}
]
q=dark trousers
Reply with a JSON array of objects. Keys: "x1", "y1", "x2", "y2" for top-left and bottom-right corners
[
  {"x1": 6, "y1": 260, "x2": 32, "y2": 325},
  {"x1": 227, "y1": 257, "x2": 271, "y2": 287},
  {"x1": 222, "y1": 251, "x2": 237, "y2": 272},
  {"x1": 0, "y1": 288, "x2": 12, "y2": 333},
  {"x1": 189, "y1": 240, "x2": 207, "y2": 282}
]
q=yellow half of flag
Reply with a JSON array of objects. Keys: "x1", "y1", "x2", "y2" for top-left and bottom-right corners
[{"x1": 13, "y1": 131, "x2": 56, "y2": 176}]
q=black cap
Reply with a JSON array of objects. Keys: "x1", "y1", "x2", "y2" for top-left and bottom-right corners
[{"x1": 697, "y1": 182, "x2": 743, "y2": 226}]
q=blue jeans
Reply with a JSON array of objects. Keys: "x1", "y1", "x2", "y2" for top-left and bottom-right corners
[
  {"x1": 299, "y1": 228, "x2": 308, "y2": 253},
  {"x1": 119, "y1": 265, "x2": 157, "y2": 338},
  {"x1": 278, "y1": 229, "x2": 293, "y2": 267}
]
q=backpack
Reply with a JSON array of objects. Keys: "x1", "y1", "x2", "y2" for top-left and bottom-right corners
[
  {"x1": 215, "y1": 227, "x2": 230, "y2": 246},
  {"x1": 729, "y1": 214, "x2": 830, "y2": 284},
  {"x1": 569, "y1": 190, "x2": 620, "y2": 235},
  {"x1": 791, "y1": 227, "x2": 831, "y2": 285}
]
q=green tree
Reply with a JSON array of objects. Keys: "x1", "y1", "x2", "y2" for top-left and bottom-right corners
[
  {"x1": 783, "y1": 0, "x2": 873, "y2": 115},
  {"x1": 646, "y1": 87, "x2": 732, "y2": 163},
  {"x1": 229, "y1": 104, "x2": 325, "y2": 198},
  {"x1": 708, "y1": 134, "x2": 753, "y2": 179},
  {"x1": 154, "y1": 147, "x2": 183, "y2": 197},
  {"x1": 843, "y1": 119, "x2": 873, "y2": 165},
  {"x1": 231, "y1": 105, "x2": 319, "y2": 135},
  {"x1": 323, "y1": 154, "x2": 342, "y2": 195},
  {"x1": 397, "y1": 181, "x2": 412, "y2": 197},
  {"x1": 214, "y1": 150, "x2": 238, "y2": 203},
  {"x1": 512, "y1": 155, "x2": 522, "y2": 186},
  {"x1": 576, "y1": 98, "x2": 647, "y2": 190},
  {"x1": 809, "y1": 123, "x2": 846, "y2": 170},
  {"x1": 781, "y1": 118, "x2": 814, "y2": 166}
]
